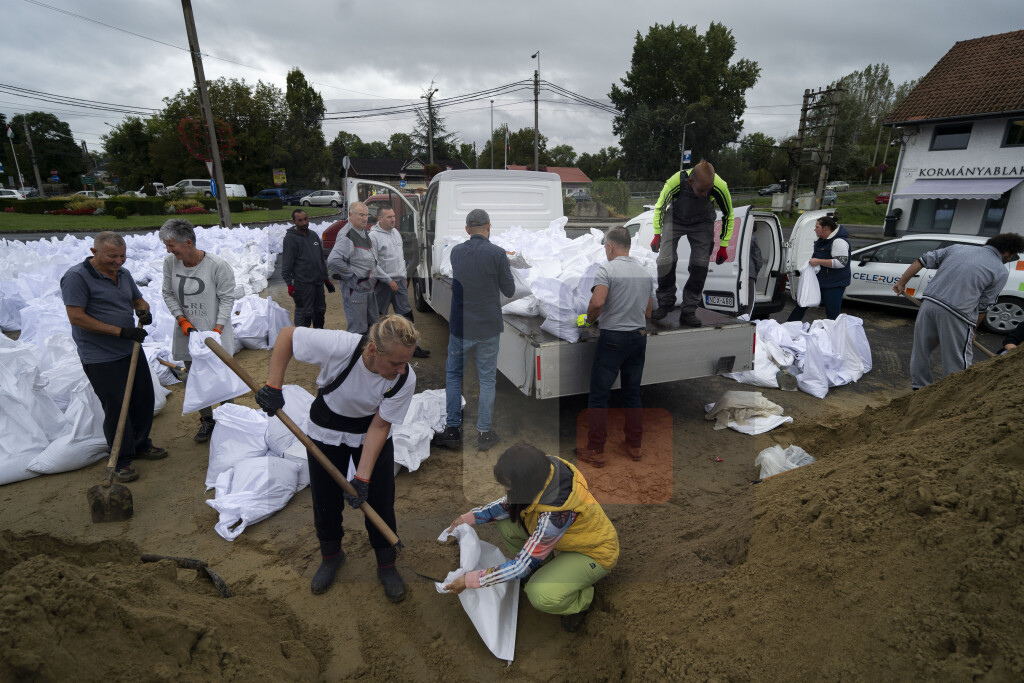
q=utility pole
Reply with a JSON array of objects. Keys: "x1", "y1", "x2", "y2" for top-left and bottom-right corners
[
  {"x1": 533, "y1": 69, "x2": 540, "y2": 170},
  {"x1": 22, "y1": 119, "x2": 45, "y2": 197},
  {"x1": 680, "y1": 120, "x2": 695, "y2": 171},
  {"x1": 421, "y1": 84, "x2": 437, "y2": 165},
  {"x1": 490, "y1": 100, "x2": 494, "y2": 169},
  {"x1": 7, "y1": 124, "x2": 24, "y2": 189},
  {"x1": 181, "y1": 0, "x2": 231, "y2": 228},
  {"x1": 813, "y1": 89, "x2": 841, "y2": 208},
  {"x1": 784, "y1": 90, "x2": 810, "y2": 214},
  {"x1": 870, "y1": 125, "x2": 883, "y2": 186}
]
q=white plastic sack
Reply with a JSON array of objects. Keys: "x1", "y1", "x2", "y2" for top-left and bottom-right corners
[
  {"x1": 436, "y1": 524, "x2": 519, "y2": 663},
  {"x1": 206, "y1": 455, "x2": 302, "y2": 541},
  {"x1": 724, "y1": 338, "x2": 792, "y2": 389},
  {"x1": 267, "y1": 296, "x2": 291, "y2": 347},
  {"x1": 0, "y1": 398, "x2": 47, "y2": 485},
  {"x1": 499, "y1": 268, "x2": 533, "y2": 306},
  {"x1": 265, "y1": 385, "x2": 316, "y2": 456},
  {"x1": 232, "y1": 295, "x2": 270, "y2": 350},
  {"x1": 704, "y1": 391, "x2": 793, "y2": 435},
  {"x1": 754, "y1": 444, "x2": 816, "y2": 479},
  {"x1": 281, "y1": 440, "x2": 310, "y2": 490},
  {"x1": 27, "y1": 379, "x2": 108, "y2": 475},
  {"x1": 794, "y1": 333, "x2": 829, "y2": 399},
  {"x1": 205, "y1": 403, "x2": 270, "y2": 490},
  {"x1": 182, "y1": 331, "x2": 249, "y2": 415},
  {"x1": 392, "y1": 389, "x2": 450, "y2": 473},
  {"x1": 149, "y1": 358, "x2": 171, "y2": 415},
  {"x1": 796, "y1": 261, "x2": 821, "y2": 308},
  {"x1": 501, "y1": 295, "x2": 541, "y2": 317}
]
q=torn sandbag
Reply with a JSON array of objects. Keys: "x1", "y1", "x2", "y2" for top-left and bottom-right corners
[
  {"x1": 754, "y1": 444, "x2": 815, "y2": 479},
  {"x1": 704, "y1": 391, "x2": 793, "y2": 435}
]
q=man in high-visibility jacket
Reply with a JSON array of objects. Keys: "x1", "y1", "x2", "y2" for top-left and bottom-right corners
[{"x1": 650, "y1": 160, "x2": 734, "y2": 327}]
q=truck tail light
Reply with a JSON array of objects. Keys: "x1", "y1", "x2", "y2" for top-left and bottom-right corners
[{"x1": 536, "y1": 356, "x2": 542, "y2": 382}]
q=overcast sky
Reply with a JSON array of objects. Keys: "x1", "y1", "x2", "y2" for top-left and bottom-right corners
[{"x1": 3, "y1": 0, "x2": 1022, "y2": 161}]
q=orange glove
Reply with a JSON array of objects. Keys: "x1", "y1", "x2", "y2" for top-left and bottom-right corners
[{"x1": 178, "y1": 317, "x2": 197, "y2": 336}]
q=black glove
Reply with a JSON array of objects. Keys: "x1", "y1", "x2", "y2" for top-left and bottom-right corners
[
  {"x1": 119, "y1": 327, "x2": 148, "y2": 343},
  {"x1": 343, "y1": 476, "x2": 370, "y2": 509},
  {"x1": 135, "y1": 309, "x2": 153, "y2": 326},
  {"x1": 324, "y1": 279, "x2": 336, "y2": 294},
  {"x1": 254, "y1": 384, "x2": 285, "y2": 416}
]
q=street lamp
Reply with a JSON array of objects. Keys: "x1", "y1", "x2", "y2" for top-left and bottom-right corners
[{"x1": 680, "y1": 121, "x2": 695, "y2": 171}]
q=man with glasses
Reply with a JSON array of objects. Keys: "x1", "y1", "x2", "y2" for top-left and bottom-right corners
[
  {"x1": 328, "y1": 201, "x2": 379, "y2": 335},
  {"x1": 649, "y1": 160, "x2": 734, "y2": 327}
]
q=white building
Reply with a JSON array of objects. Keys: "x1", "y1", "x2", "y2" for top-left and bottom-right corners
[{"x1": 885, "y1": 30, "x2": 1024, "y2": 237}]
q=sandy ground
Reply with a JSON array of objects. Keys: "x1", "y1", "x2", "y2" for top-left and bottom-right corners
[{"x1": 3, "y1": 282, "x2": 1022, "y2": 682}]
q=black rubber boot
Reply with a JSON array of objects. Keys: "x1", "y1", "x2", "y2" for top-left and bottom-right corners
[
  {"x1": 311, "y1": 540, "x2": 346, "y2": 595},
  {"x1": 375, "y1": 547, "x2": 407, "y2": 603},
  {"x1": 561, "y1": 608, "x2": 589, "y2": 632}
]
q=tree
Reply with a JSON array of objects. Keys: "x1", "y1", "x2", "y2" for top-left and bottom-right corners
[
  {"x1": 411, "y1": 97, "x2": 459, "y2": 161},
  {"x1": 283, "y1": 68, "x2": 329, "y2": 186},
  {"x1": 457, "y1": 142, "x2": 476, "y2": 167},
  {"x1": 10, "y1": 112, "x2": 87, "y2": 190},
  {"x1": 549, "y1": 144, "x2": 577, "y2": 166},
  {"x1": 577, "y1": 147, "x2": 622, "y2": 180},
  {"x1": 328, "y1": 131, "x2": 362, "y2": 185},
  {"x1": 101, "y1": 116, "x2": 155, "y2": 190},
  {"x1": 388, "y1": 133, "x2": 413, "y2": 159},
  {"x1": 609, "y1": 22, "x2": 760, "y2": 180}
]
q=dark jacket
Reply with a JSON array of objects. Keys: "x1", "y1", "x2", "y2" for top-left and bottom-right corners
[
  {"x1": 813, "y1": 225, "x2": 852, "y2": 289},
  {"x1": 281, "y1": 226, "x2": 328, "y2": 285},
  {"x1": 450, "y1": 234, "x2": 515, "y2": 339}
]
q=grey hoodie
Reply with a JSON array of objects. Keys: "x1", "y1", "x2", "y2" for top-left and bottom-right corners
[{"x1": 327, "y1": 224, "x2": 378, "y2": 293}]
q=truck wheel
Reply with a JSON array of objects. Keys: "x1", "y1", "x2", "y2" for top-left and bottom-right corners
[
  {"x1": 413, "y1": 278, "x2": 430, "y2": 313},
  {"x1": 983, "y1": 296, "x2": 1024, "y2": 334}
]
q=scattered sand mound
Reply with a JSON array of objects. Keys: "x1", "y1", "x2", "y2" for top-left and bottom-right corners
[
  {"x1": 576, "y1": 350, "x2": 1024, "y2": 681},
  {"x1": 0, "y1": 532, "x2": 326, "y2": 682}
]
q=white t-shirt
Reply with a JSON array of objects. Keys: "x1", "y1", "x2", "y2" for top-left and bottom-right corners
[{"x1": 292, "y1": 327, "x2": 416, "y2": 446}]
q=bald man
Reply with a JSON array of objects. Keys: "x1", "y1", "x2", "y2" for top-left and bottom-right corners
[
  {"x1": 328, "y1": 201, "x2": 380, "y2": 334},
  {"x1": 650, "y1": 160, "x2": 734, "y2": 327}
]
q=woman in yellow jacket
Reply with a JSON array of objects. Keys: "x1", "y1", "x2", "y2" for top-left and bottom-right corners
[{"x1": 444, "y1": 442, "x2": 619, "y2": 631}]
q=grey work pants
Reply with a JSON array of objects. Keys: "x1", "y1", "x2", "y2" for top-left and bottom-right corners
[
  {"x1": 342, "y1": 287, "x2": 379, "y2": 335},
  {"x1": 909, "y1": 299, "x2": 975, "y2": 389},
  {"x1": 374, "y1": 278, "x2": 413, "y2": 320},
  {"x1": 655, "y1": 220, "x2": 714, "y2": 313}
]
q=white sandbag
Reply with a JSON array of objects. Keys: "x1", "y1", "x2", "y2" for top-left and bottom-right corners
[
  {"x1": 145, "y1": 344, "x2": 182, "y2": 386},
  {"x1": 206, "y1": 455, "x2": 302, "y2": 541},
  {"x1": 281, "y1": 440, "x2": 310, "y2": 490},
  {"x1": 839, "y1": 314, "x2": 872, "y2": 374},
  {"x1": 267, "y1": 296, "x2": 291, "y2": 347},
  {"x1": 499, "y1": 267, "x2": 533, "y2": 306},
  {"x1": 0, "y1": 280, "x2": 26, "y2": 331},
  {"x1": 39, "y1": 353, "x2": 86, "y2": 412},
  {"x1": 755, "y1": 444, "x2": 816, "y2": 479},
  {"x1": 815, "y1": 317, "x2": 864, "y2": 385},
  {"x1": 232, "y1": 295, "x2": 270, "y2": 350},
  {"x1": 182, "y1": 331, "x2": 249, "y2": 415},
  {"x1": 27, "y1": 379, "x2": 108, "y2": 474},
  {"x1": 436, "y1": 524, "x2": 519, "y2": 663},
  {"x1": 501, "y1": 295, "x2": 541, "y2": 317},
  {"x1": 0, "y1": 360, "x2": 68, "y2": 442},
  {"x1": 794, "y1": 334, "x2": 829, "y2": 399},
  {"x1": 704, "y1": 391, "x2": 793, "y2": 435},
  {"x1": 724, "y1": 338, "x2": 792, "y2": 389},
  {"x1": 532, "y1": 278, "x2": 580, "y2": 343},
  {"x1": 393, "y1": 389, "x2": 449, "y2": 473},
  {"x1": 205, "y1": 403, "x2": 270, "y2": 490},
  {"x1": 265, "y1": 384, "x2": 315, "y2": 456},
  {"x1": 150, "y1": 359, "x2": 171, "y2": 415},
  {"x1": 0, "y1": 398, "x2": 46, "y2": 485},
  {"x1": 795, "y1": 261, "x2": 821, "y2": 308}
]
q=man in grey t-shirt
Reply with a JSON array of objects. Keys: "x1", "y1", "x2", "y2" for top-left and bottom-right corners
[{"x1": 575, "y1": 226, "x2": 654, "y2": 468}]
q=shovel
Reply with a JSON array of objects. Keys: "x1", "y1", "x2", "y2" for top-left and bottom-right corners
[
  {"x1": 157, "y1": 358, "x2": 188, "y2": 382},
  {"x1": 768, "y1": 355, "x2": 799, "y2": 391},
  {"x1": 901, "y1": 292, "x2": 996, "y2": 359},
  {"x1": 87, "y1": 324, "x2": 141, "y2": 523},
  {"x1": 140, "y1": 554, "x2": 233, "y2": 598},
  {"x1": 203, "y1": 337, "x2": 404, "y2": 550}
]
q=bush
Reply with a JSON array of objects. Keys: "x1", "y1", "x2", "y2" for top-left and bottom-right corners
[
  {"x1": 65, "y1": 198, "x2": 104, "y2": 212},
  {"x1": 113, "y1": 207, "x2": 128, "y2": 220},
  {"x1": 562, "y1": 196, "x2": 577, "y2": 217},
  {"x1": 12, "y1": 199, "x2": 75, "y2": 214},
  {"x1": 591, "y1": 178, "x2": 630, "y2": 216},
  {"x1": 104, "y1": 197, "x2": 167, "y2": 216}
]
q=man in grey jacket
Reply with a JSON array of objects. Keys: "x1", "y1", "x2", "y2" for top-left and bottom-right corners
[
  {"x1": 894, "y1": 233, "x2": 1024, "y2": 389},
  {"x1": 281, "y1": 209, "x2": 335, "y2": 328},
  {"x1": 328, "y1": 201, "x2": 378, "y2": 335},
  {"x1": 371, "y1": 206, "x2": 429, "y2": 357}
]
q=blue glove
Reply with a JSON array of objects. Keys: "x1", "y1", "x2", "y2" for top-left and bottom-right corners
[{"x1": 344, "y1": 476, "x2": 370, "y2": 509}]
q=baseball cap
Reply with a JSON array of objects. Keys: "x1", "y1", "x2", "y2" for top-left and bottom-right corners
[{"x1": 466, "y1": 208, "x2": 490, "y2": 227}]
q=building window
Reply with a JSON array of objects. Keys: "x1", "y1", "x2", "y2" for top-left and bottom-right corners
[
  {"x1": 929, "y1": 122, "x2": 972, "y2": 151},
  {"x1": 1002, "y1": 118, "x2": 1024, "y2": 147},
  {"x1": 979, "y1": 192, "x2": 1011, "y2": 236},
  {"x1": 909, "y1": 198, "x2": 957, "y2": 233}
]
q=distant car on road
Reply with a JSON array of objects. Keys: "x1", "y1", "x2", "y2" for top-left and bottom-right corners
[
  {"x1": 73, "y1": 190, "x2": 111, "y2": 199},
  {"x1": 301, "y1": 190, "x2": 343, "y2": 207},
  {"x1": 826, "y1": 180, "x2": 850, "y2": 192},
  {"x1": 286, "y1": 189, "x2": 315, "y2": 205},
  {"x1": 758, "y1": 183, "x2": 782, "y2": 196},
  {"x1": 169, "y1": 179, "x2": 216, "y2": 197},
  {"x1": 845, "y1": 233, "x2": 1024, "y2": 333},
  {"x1": 0, "y1": 188, "x2": 26, "y2": 200},
  {"x1": 875, "y1": 191, "x2": 891, "y2": 205},
  {"x1": 17, "y1": 187, "x2": 39, "y2": 198},
  {"x1": 798, "y1": 190, "x2": 837, "y2": 206}
]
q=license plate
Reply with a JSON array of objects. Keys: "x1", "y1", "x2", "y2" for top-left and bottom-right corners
[{"x1": 705, "y1": 294, "x2": 734, "y2": 306}]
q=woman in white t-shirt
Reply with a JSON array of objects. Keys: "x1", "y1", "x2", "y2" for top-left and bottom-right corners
[{"x1": 255, "y1": 315, "x2": 419, "y2": 602}]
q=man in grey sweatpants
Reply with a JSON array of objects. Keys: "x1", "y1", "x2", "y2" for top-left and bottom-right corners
[{"x1": 894, "y1": 233, "x2": 1024, "y2": 389}]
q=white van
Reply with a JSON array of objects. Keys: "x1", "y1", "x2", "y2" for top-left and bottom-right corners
[
  {"x1": 168, "y1": 179, "x2": 213, "y2": 196},
  {"x1": 344, "y1": 170, "x2": 757, "y2": 399}
]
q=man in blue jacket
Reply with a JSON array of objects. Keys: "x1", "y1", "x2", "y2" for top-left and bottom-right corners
[
  {"x1": 787, "y1": 215, "x2": 850, "y2": 322},
  {"x1": 432, "y1": 209, "x2": 515, "y2": 451}
]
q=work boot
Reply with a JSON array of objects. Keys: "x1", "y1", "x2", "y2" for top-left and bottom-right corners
[
  {"x1": 680, "y1": 311, "x2": 703, "y2": 327},
  {"x1": 413, "y1": 346, "x2": 430, "y2": 358},
  {"x1": 651, "y1": 306, "x2": 672, "y2": 321},
  {"x1": 432, "y1": 426, "x2": 462, "y2": 449},
  {"x1": 561, "y1": 608, "x2": 589, "y2": 632},
  {"x1": 477, "y1": 430, "x2": 499, "y2": 452},
  {"x1": 136, "y1": 445, "x2": 168, "y2": 460},
  {"x1": 377, "y1": 565, "x2": 408, "y2": 603},
  {"x1": 574, "y1": 446, "x2": 606, "y2": 468},
  {"x1": 625, "y1": 444, "x2": 643, "y2": 462},
  {"x1": 194, "y1": 417, "x2": 215, "y2": 443},
  {"x1": 311, "y1": 541, "x2": 346, "y2": 595},
  {"x1": 114, "y1": 465, "x2": 138, "y2": 483}
]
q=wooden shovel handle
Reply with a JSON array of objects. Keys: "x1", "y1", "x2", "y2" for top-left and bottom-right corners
[
  {"x1": 102, "y1": 325, "x2": 142, "y2": 488},
  {"x1": 203, "y1": 337, "x2": 402, "y2": 549},
  {"x1": 901, "y1": 292, "x2": 996, "y2": 359}
]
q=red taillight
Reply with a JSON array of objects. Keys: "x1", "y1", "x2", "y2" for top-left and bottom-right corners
[{"x1": 536, "y1": 356, "x2": 542, "y2": 381}]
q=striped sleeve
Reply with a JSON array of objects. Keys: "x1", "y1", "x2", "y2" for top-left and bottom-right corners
[
  {"x1": 711, "y1": 175, "x2": 735, "y2": 246},
  {"x1": 469, "y1": 497, "x2": 511, "y2": 524},
  {"x1": 652, "y1": 172, "x2": 682, "y2": 234},
  {"x1": 465, "y1": 510, "x2": 577, "y2": 588}
]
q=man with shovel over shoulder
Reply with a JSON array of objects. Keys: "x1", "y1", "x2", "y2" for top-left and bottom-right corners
[{"x1": 61, "y1": 231, "x2": 168, "y2": 483}]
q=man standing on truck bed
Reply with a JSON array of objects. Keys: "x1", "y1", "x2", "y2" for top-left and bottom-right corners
[
  {"x1": 650, "y1": 160, "x2": 734, "y2": 327},
  {"x1": 328, "y1": 201, "x2": 378, "y2": 335},
  {"x1": 575, "y1": 226, "x2": 654, "y2": 468},
  {"x1": 282, "y1": 209, "x2": 334, "y2": 329},
  {"x1": 371, "y1": 206, "x2": 430, "y2": 358},
  {"x1": 432, "y1": 208, "x2": 515, "y2": 452}
]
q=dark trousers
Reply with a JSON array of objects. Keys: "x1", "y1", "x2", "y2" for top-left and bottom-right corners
[
  {"x1": 293, "y1": 282, "x2": 326, "y2": 329},
  {"x1": 656, "y1": 221, "x2": 714, "y2": 313},
  {"x1": 83, "y1": 351, "x2": 155, "y2": 469},
  {"x1": 587, "y1": 329, "x2": 647, "y2": 451},
  {"x1": 787, "y1": 286, "x2": 845, "y2": 322},
  {"x1": 308, "y1": 436, "x2": 397, "y2": 561}
]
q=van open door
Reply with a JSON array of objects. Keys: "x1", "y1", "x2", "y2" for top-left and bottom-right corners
[
  {"x1": 784, "y1": 209, "x2": 834, "y2": 303},
  {"x1": 344, "y1": 178, "x2": 421, "y2": 279},
  {"x1": 700, "y1": 205, "x2": 753, "y2": 314}
]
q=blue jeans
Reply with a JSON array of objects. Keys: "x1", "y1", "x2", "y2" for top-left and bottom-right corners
[
  {"x1": 587, "y1": 329, "x2": 647, "y2": 451},
  {"x1": 787, "y1": 286, "x2": 845, "y2": 322},
  {"x1": 445, "y1": 334, "x2": 500, "y2": 433}
]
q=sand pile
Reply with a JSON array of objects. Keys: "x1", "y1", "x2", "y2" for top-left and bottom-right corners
[
  {"x1": 576, "y1": 350, "x2": 1024, "y2": 681},
  {"x1": 0, "y1": 532, "x2": 325, "y2": 682}
]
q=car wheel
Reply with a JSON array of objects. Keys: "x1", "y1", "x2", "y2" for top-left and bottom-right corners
[
  {"x1": 983, "y1": 296, "x2": 1024, "y2": 334},
  {"x1": 413, "y1": 278, "x2": 430, "y2": 313},
  {"x1": 302, "y1": 201, "x2": 310, "y2": 206},
  {"x1": 204, "y1": 191, "x2": 212, "y2": 197},
  {"x1": 330, "y1": 200, "x2": 339, "y2": 207}
]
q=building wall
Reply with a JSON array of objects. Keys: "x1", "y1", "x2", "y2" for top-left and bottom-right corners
[{"x1": 891, "y1": 116, "x2": 1024, "y2": 236}]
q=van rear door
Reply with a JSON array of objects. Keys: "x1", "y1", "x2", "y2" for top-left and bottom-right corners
[
  {"x1": 345, "y1": 179, "x2": 421, "y2": 277},
  {"x1": 700, "y1": 206, "x2": 751, "y2": 314},
  {"x1": 784, "y1": 209, "x2": 831, "y2": 302}
]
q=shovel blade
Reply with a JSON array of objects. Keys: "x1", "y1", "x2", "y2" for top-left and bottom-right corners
[
  {"x1": 776, "y1": 370, "x2": 799, "y2": 392},
  {"x1": 88, "y1": 483, "x2": 134, "y2": 522}
]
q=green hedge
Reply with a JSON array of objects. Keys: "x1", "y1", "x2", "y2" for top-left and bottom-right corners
[
  {"x1": 196, "y1": 197, "x2": 282, "y2": 211},
  {"x1": 103, "y1": 197, "x2": 167, "y2": 216},
  {"x1": 11, "y1": 199, "x2": 74, "y2": 214}
]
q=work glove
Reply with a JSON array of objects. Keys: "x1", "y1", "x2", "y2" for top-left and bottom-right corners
[
  {"x1": 254, "y1": 384, "x2": 285, "y2": 416},
  {"x1": 287, "y1": 284, "x2": 296, "y2": 298},
  {"x1": 715, "y1": 246, "x2": 729, "y2": 265},
  {"x1": 576, "y1": 313, "x2": 593, "y2": 328},
  {"x1": 177, "y1": 317, "x2": 197, "y2": 336},
  {"x1": 324, "y1": 279, "x2": 335, "y2": 294},
  {"x1": 119, "y1": 326, "x2": 148, "y2": 343},
  {"x1": 650, "y1": 234, "x2": 661, "y2": 252},
  {"x1": 344, "y1": 475, "x2": 370, "y2": 509},
  {"x1": 135, "y1": 309, "x2": 152, "y2": 326}
]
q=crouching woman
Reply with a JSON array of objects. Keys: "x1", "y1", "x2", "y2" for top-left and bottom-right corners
[{"x1": 444, "y1": 442, "x2": 618, "y2": 631}]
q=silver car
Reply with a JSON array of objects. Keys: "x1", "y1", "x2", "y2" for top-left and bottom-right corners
[{"x1": 301, "y1": 190, "x2": 343, "y2": 207}]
